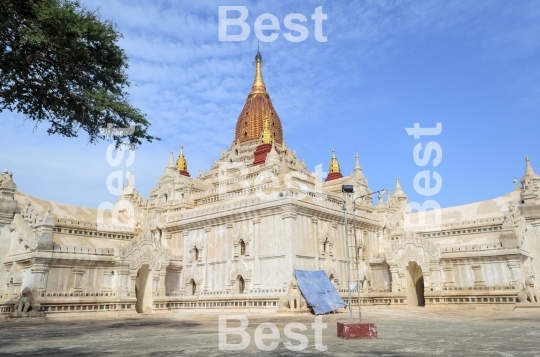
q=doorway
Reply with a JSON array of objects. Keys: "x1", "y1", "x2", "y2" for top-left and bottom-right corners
[
  {"x1": 135, "y1": 264, "x2": 153, "y2": 313},
  {"x1": 405, "y1": 261, "x2": 425, "y2": 307}
]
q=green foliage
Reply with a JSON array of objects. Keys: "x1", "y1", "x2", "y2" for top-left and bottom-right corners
[{"x1": 0, "y1": 0, "x2": 159, "y2": 147}]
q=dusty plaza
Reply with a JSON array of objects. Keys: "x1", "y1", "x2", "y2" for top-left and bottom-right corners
[{"x1": 1, "y1": 307, "x2": 539, "y2": 356}]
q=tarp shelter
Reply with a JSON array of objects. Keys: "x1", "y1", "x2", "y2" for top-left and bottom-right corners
[{"x1": 294, "y1": 270, "x2": 346, "y2": 315}]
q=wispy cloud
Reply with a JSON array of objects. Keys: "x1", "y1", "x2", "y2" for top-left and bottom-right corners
[{"x1": 1, "y1": 0, "x2": 539, "y2": 208}]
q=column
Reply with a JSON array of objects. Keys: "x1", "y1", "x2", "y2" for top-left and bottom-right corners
[
  {"x1": 331, "y1": 222, "x2": 337, "y2": 258},
  {"x1": 422, "y1": 271, "x2": 431, "y2": 291},
  {"x1": 399, "y1": 271, "x2": 406, "y2": 291},
  {"x1": 117, "y1": 268, "x2": 130, "y2": 297},
  {"x1": 226, "y1": 222, "x2": 234, "y2": 291},
  {"x1": 443, "y1": 264, "x2": 455, "y2": 288},
  {"x1": 158, "y1": 268, "x2": 167, "y2": 296},
  {"x1": 129, "y1": 271, "x2": 137, "y2": 297},
  {"x1": 101, "y1": 270, "x2": 113, "y2": 293},
  {"x1": 30, "y1": 265, "x2": 49, "y2": 294},
  {"x1": 253, "y1": 216, "x2": 262, "y2": 287},
  {"x1": 390, "y1": 267, "x2": 400, "y2": 292},
  {"x1": 311, "y1": 217, "x2": 319, "y2": 270},
  {"x1": 472, "y1": 264, "x2": 485, "y2": 286},
  {"x1": 152, "y1": 270, "x2": 159, "y2": 295},
  {"x1": 507, "y1": 260, "x2": 521, "y2": 287},
  {"x1": 204, "y1": 226, "x2": 211, "y2": 292},
  {"x1": 282, "y1": 208, "x2": 297, "y2": 282},
  {"x1": 71, "y1": 268, "x2": 85, "y2": 293},
  {"x1": 429, "y1": 265, "x2": 442, "y2": 291}
]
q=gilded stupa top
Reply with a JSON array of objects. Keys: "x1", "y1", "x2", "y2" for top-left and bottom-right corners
[
  {"x1": 234, "y1": 47, "x2": 283, "y2": 145},
  {"x1": 177, "y1": 145, "x2": 187, "y2": 172},
  {"x1": 329, "y1": 148, "x2": 341, "y2": 174}
]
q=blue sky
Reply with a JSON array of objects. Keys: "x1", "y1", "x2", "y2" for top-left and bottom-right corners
[{"x1": 1, "y1": 0, "x2": 539, "y2": 210}]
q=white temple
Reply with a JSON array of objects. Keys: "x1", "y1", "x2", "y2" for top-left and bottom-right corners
[{"x1": 1, "y1": 49, "x2": 540, "y2": 316}]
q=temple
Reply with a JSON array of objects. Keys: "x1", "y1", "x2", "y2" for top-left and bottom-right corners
[{"x1": 1, "y1": 49, "x2": 540, "y2": 316}]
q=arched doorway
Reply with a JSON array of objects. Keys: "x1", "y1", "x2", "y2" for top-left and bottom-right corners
[
  {"x1": 135, "y1": 264, "x2": 153, "y2": 313},
  {"x1": 405, "y1": 261, "x2": 425, "y2": 307}
]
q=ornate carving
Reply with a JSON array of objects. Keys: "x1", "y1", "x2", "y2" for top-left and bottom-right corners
[
  {"x1": 233, "y1": 226, "x2": 252, "y2": 258},
  {"x1": 386, "y1": 231, "x2": 440, "y2": 270},
  {"x1": 185, "y1": 266, "x2": 203, "y2": 284},
  {"x1": 324, "y1": 263, "x2": 340, "y2": 286},
  {"x1": 500, "y1": 202, "x2": 527, "y2": 248},
  {"x1": 318, "y1": 227, "x2": 334, "y2": 256},
  {"x1": 318, "y1": 228, "x2": 333, "y2": 245},
  {"x1": 230, "y1": 262, "x2": 252, "y2": 282},
  {"x1": 189, "y1": 233, "x2": 205, "y2": 250},
  {"x1": 188, "y1": 232, "x2": 205, "y2": 262},
  {"x1": 233, "y1": 227, "x2": 252, "y2": 244},
  {"x1": 118, "y1": 228, "x2": 171, "y2": 271},
  {"x1": 9, "y1": 203, "x2": 54, "y2": 252},
  {"x1": 0, "y1": 170, "x2": 16, "y2": 189}
]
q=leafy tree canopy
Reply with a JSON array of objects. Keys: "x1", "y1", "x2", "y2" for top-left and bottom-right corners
[{"x1": 0, "y1": 0, "x2": 159, "y2": 148}]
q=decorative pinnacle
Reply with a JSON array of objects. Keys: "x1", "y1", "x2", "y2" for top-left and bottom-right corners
[
  {"x1": 177, "y1": 144, "x2": 187, "y2": 172},
  {"x1": 329, "y1": 148, "x2": 341, "y2": 174},
  {"x1": 522, "y1": 155, "x2": 539, "y2": 182},
  {"x1": 260, "y1": 117, "x2": 273, "y2": 144},
  {"x1": 354, "y1": 152, "x2": 361, "y2": 171},
  {"x1": 255, "y1": 41, "x2": 262, "y2": 62},
  {"x1": 167, "y1": 151, "x2": 175, "y2": 167},
  {"x1": 250, "y1": 44, "x2": 267, "y2": 97}
]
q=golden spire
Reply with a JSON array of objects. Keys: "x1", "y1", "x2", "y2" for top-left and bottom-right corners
[
  {"x1": 177, "y1": 144, "x2": 187, "y2": 171},
  {"x1": 260, "y1": 117, "x2": 273, "y2": 144},
  {"x1": 249, "y1": 42, "x2": 268, "y2": 98},
  {"x1": 329, "y1": 148, "x2": 341, "y2": 173}
]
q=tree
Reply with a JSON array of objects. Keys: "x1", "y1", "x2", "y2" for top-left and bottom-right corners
[{"x1": 0, "y1": 0, "x2": 159, "y2": 148}]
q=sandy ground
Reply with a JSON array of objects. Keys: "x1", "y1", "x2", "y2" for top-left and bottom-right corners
[{"x1": 1, "y1": 307, "x2": 539, "y2": 356}]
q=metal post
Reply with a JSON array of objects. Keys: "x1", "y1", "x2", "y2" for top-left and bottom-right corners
[
  {"x1": 342, "y1": 192, "x2": 353, "y2": 322},
  {"x1": 353, "y1": 203, "x2": 362, "y2": 321}
]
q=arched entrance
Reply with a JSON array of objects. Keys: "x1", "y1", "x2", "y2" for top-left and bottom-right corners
[
  {"x1": 135, "y1": 264, "x2": 153, "y2": 313},
  {"x1": 406, "y1": 261, "x2": 425, "y2": 307}
]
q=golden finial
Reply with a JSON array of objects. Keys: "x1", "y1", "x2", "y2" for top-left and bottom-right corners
[
  {"x1": 329, "y1": 148, "x2": 341, "y2": 174},
  {"x1": 177, "y1": 144, "x2": 187, "y2": 171},
  {"x1": 260, "y1": 117, "x2": 273, "y2": 144},
  {"x1": 249, "y1": 43, "x2": 267, "y2": 98}
]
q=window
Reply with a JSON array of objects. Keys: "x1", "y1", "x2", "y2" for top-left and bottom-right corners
[
  {"x1": 240, "y1": 240, "x2": 246, "y2": 256},
  {"x1": 238, "y1": 276, "x2": 245, "y2": 294}
]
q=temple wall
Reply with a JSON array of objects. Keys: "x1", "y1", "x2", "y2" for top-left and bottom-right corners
[
  {"x1": 524, "y1": 224, "x2": 540, "y2": 279},
  {"x1": 447, "y1": 259, "x2": 513, "y2": 287}
]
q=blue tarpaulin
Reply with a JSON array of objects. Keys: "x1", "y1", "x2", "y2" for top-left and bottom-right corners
[{"x1": 294, "y1": 270, "x2": 346, "y2": 315}]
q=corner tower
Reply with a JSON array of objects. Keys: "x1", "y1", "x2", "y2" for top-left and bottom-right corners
[{"x1": 234, "y1": 47, "x2": 284, "y2": 145}]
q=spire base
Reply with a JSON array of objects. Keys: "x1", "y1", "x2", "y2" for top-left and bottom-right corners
[
  {"x1": 253, "y1": 143, "x2": 273, "y2": 166},
  {"x1": 325, "y1": 172, "x2": 344, "y2": 182}
]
